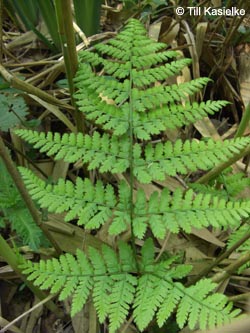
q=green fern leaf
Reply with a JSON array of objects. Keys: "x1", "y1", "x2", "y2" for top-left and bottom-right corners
[
  {"x1": 135, "y1": 188, "x2": 250, "y2": 237},
  {"x1": 88, "y1": 247, "x2": 111, "y2": 322},
  {"x1": 218, "y1": 171, "x2": 250, "y2": 197},
  {"x1": 18, "y1": 167, "x2": 118, "y2": 229},
  {"x1": 134, "y1": 273, "x2": 160, "y2": 330},
  {"x1": 15, "y1": 18, "x2": 246, "y2": 332},
  {"x1": 73, "y1": 19, "x2": 228, "y2": 143},
  {"x1": 0, "y1": 94, "x2": 28, "y2": 131},
  {"x1": 135, "y1": 137, "x2": 250, "y2": 183},
  {"x1": 21, "y1": 242, "x2": 137, "y2": 332},
  {"x1": 227, "y1": 225, "x2": 250, "y2": 272},
  {"x1": 0, "y1": 158, "x2": 43, "y2": 249},
  {"x1": 109, "y1": 273, "x2": 137, "y2": 332},
  {"x1": 15, "y1": 129, "x2": 131, "y2": 174},
  {"x1": 20, "y1": 237, "x2": 239, "y2": 332},
  {"x1": 24, "y1": 250, "x2": 93, "y2": 317},
  {"x1": 19, "y1": 167, "x2": 250, "y2": 239},
  {"x1": 71, "y1": 250, "x2": 93, "y2": 316},
  {"x1": 16, "y1": 130, "x2": 250, "y2": 184},
  {"x1": 4, "y1": 205, "x2": 43, "y2": 250}
]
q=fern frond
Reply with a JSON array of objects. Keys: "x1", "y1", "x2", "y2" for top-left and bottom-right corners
[
  {"x1": 18, "y1": 167, "x2": 121, "y2": 229},
  {"x1": 157, "y1": 100, "x2": 229, "y2": 129},
  {"x1": 189, "y1": 170, "x2": 250, "y2": 200},
  {"x1": 74, "y1": 18, "x2": 226, "y2": 141},
  {"x1": 131, "y1": 58, "x2": 192, "y2": 87},
  {"x1": 227, "y1": 224, "x2": 250, "y2": 272},
  {"x1": 132, "y1": 187, "x2": 250, "y2": 238},
  {"x1": 88, "y1": 247, "x2": 111, "y2": 322},
  {"x1": 15, "y1": 19, "x2": 246, "y2": 331},
  {"x1": 15, "y1": 129, "x2": 130, "y2": 173},
  {"x1": 19, "y1": 168, "x2": 250, "y2": 238},
  {"x1": 75, "y1": 80, "x2": 226, "y2": 140},
  {"x1": 131, "y1": 77, "x2": 211, "y2": 113},
  {"x1": 21, "y1": 238, "x2": 238, "y2": 332},
  {"x1": 3, "y1": 205, "x2": 43, "y2": 249},
  {"x1": 16, "y1": 17, "x2": 241, "y2": 184},
  {"x1": 16, "y1": 130, "x2": 250, "y2": 184},
  {"x1": 0, "y1": 94, "x2": 28, "y2": 131},
  {"x1": 175, "y1": 279, "x2": 236, "y2": 330},
  {"x1": 135, "y1": 137, "x2": 250, "y2": 183},
  {"x1": 227, "y1": 224, "x2": 250, "y2": 252},
  {"x1": 21, "y1": 242, "x2": 137, "y2": 333},
  {"x1": 0, "y1": 158, "x2": 43, "y2": 249},
  {"x1": 134, "y1": 239, "x2": 239, "y2": 330},
  {"x1": 130, "y1": 100, "x2": 229, "y2": 140},
  {"x1": 19, "y1": 167, "x2": 133, "y2": 233},
  {"x1": 108, "y1": 271, "x2": 137, "y2": 332},
  {"x1": 23, "y1": 250, "x2": 93, "y2": 317},
  {"x1": 18, "y1": 167, "x2": 129, "y2": 232},
  {"x1": 219, "y1": 171, "x2": 250, "y2": 197},
  {"x1": 142, "y1": 188, "x2": 250, "y2": 236}
]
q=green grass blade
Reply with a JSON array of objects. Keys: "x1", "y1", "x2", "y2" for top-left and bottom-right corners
[
  {"x1": 6, "y1": 0, "x2": 57, "y2": 51},
  {"x1": 54, "y1": 0, "x2": 83, "y2": 132},
  {"x1": 73, "y1": 0, "x2": 102, "y2": 37},
  {"x1": 12, "y1": 0, "x2": 38, "y2": 28},
  {"x1": 36, "y1": 0, "x2": 61, "y2": 50}
]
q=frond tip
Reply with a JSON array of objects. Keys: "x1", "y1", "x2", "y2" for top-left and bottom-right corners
[
  {"x1": 20, "y1": 239, "x2": 239, "y2": 332},
  {"x1": 74, "y1": 18, "x2": 228, "y2": 141}
]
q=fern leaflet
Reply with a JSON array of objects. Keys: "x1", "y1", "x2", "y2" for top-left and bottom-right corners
[
  {"x1": 15, "y1": 129, "x2": 250, "y2": 184},
  {"x1": 19, "y1": 168, "x2": 250, "y2": 239},
  {"x1": 0, "y1": 158, "x2": 43, "y2": 249},
  {"x1": 20, "y1": 238, "x2": 239, "y2": 332}
]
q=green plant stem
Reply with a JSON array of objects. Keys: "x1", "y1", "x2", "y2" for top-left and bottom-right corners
[
  {"x1": 0, "y1": 234, "x2": 63, "y2": 318},
  {"x1": 54, "y1": 0, "x2": 83, "y2": 132},
  {"x1": 0, "y1": 135, "x2": 62, "y2": 254},
  {"x1": 0, "y1": 63, "x2": 74, "y2": 111},
  {"x1": 196, "y1": 144, "x2": 250, "y2": 184},
  {"x1": 235, "y1": 103, "x2": 250, "y2": 138},
  {"x1": 187, "y1": 226, "x2": 250, "y2": 286},
  {"x1": 212, "y1": 251, "x2": 250, "y2": 284},
  {"x1": 128, "y1": 64, "x2": 138, "y2": 272}
]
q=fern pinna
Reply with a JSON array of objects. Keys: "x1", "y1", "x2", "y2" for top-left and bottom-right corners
[
  {"x1": 16, "y1": 19, "x2": 250, "y2": 331},
  {"x1": 21, "y1": 239, "x2": 239, "y2": 332}
]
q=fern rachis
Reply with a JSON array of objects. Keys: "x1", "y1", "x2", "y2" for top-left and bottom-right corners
[{"x1": 15, "y1": 19, "x2": 250, "y2": 331}]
